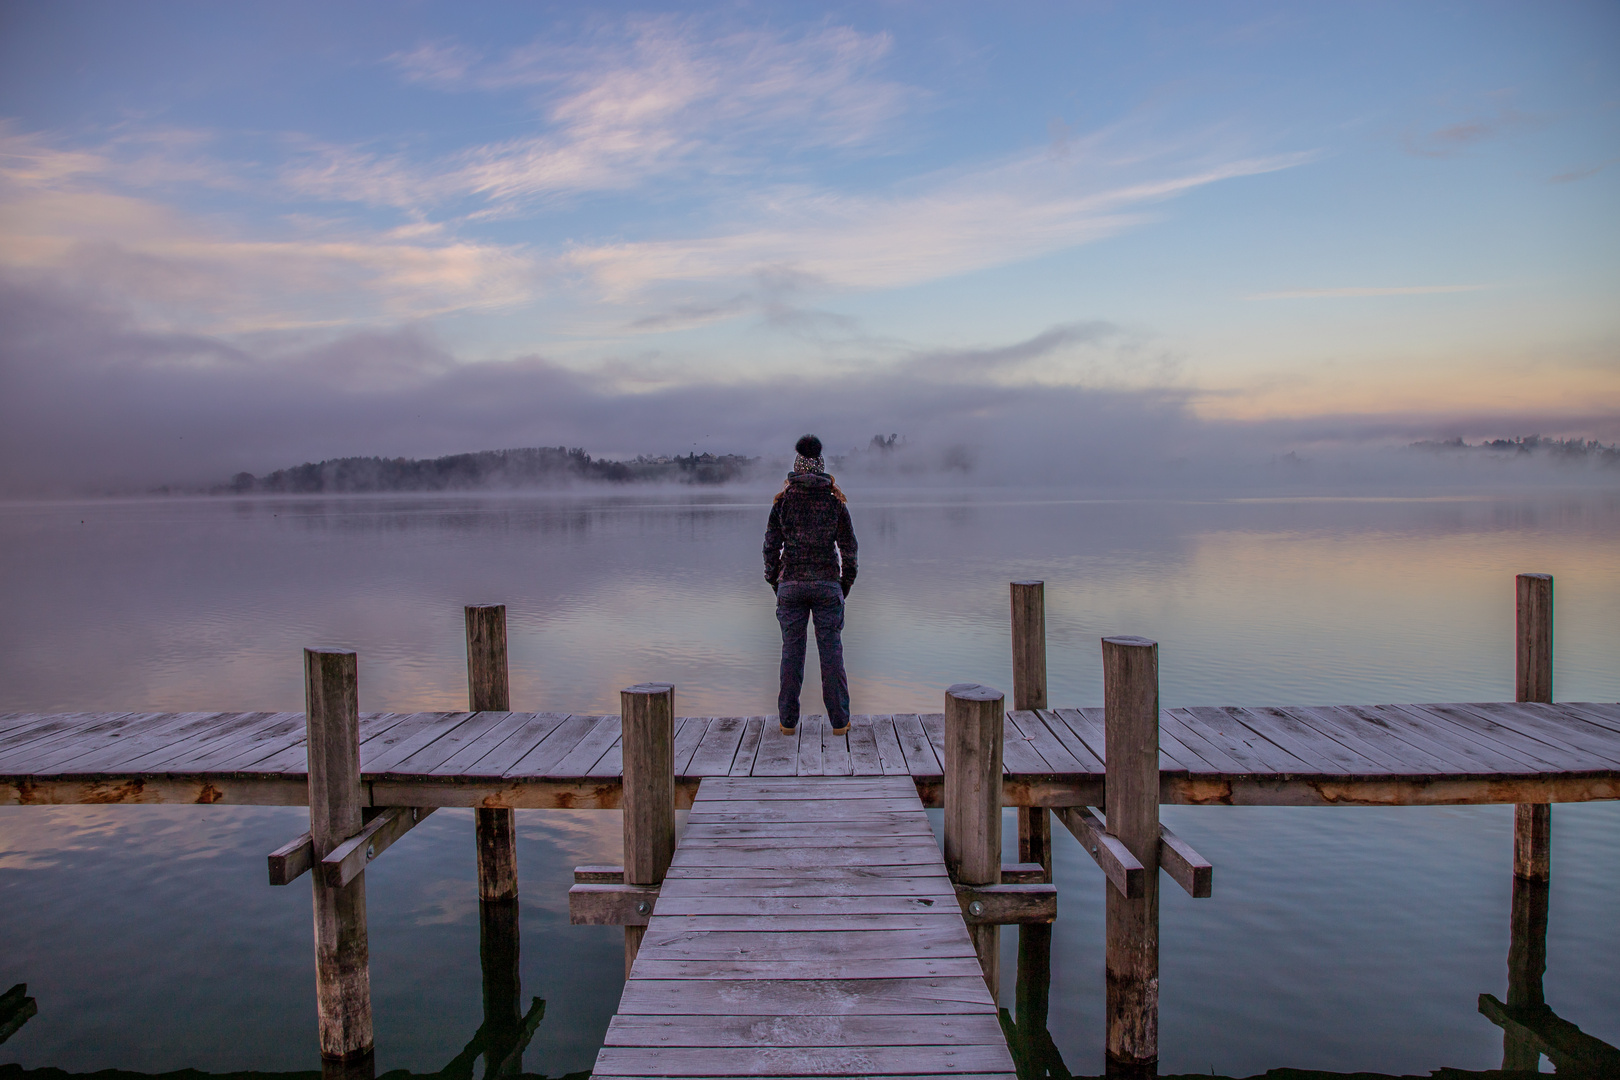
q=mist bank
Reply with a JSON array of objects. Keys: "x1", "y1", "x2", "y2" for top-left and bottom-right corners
[{"x1": 4, "y1": 274, "x2": 1617, "y2": 497}]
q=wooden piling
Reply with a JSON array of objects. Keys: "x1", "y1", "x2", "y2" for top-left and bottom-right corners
[
  {"x1": 304, "y1": 648, "x2": 373, "y2": 1066},
  {"x1": 945, "y1": 682, "x2": 1005, "y2": 1002},
  {"x1": 466, "y1": 605, "x2": 519, "y2": 902},
  {"x1": 621, "y1": 683, "x2": 675, "y2": 976},
  {"x1": 1011, "y1": 582, "x2": 1053, "y2": 883},
  {"x1": 1102, "y1": 636, "x2": 1159, "y2": 1076},
  {"x1": 1514, "y1": 574, "x2": 1553, "y2": 882}
]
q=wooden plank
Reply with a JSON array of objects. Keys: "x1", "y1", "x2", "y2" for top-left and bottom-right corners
[
  {"x1": 891, "y1": 714, "x2": 941, "y2": 777},
  {"x1": 870, "y1": 717, "x2": 912, "y2": 776},
  {"x1": 570, "y1": 883, "x2": 661, "y2": 926},
  {"x1": 820, "y1": 717, "x2": 852, "y2": 776},
  {"x1": 322, "y1": 805, "x2": 435, "y2": 887},
  {"x1": 1230, "y1": 707, "x2": 1373, "y2": 775},
  {"x1": 729, "y1": 718, "x2": 765, "y2": 776},
  {"x1": 651, "y1": 895, "x2": 962, "y2": 917},
  {"x1": 1006, "y1": 711, "x2": 1086, "y2": 773},
  {"x1": 593, "y1": 1043, "x2": 1014, "y2": 1076},
  {"x1": 362, "y1": 711, "x2": 475, "y2": 773},
  {"x1": 920, "y1": 712, "x2": 947, "y2": 771},
  {"x1": 694, "y1": 777, "x2": 911, "y2": 799},
  {"x1": 450, "y1": 712, "x2": 570, "y2": 776},
  {"x1": 0, "y1": 712, "x2": 119, "y2": 755},
  {"x1": 848, "y1": 720, "x2": 884, "y2": 776},
  {"x1": 1392, "y1": 704, "x2": 1583, "y2": 772},
  {"x1": 1288, "y1": 705, "x2": 1463, "y2": 775},
  {"x1": 614, "y1": 977, "x2": 994, "y2": 1015},
  {"x1": 388, "y1": 710, "x2": 515, "y2": 776},
  {"x1": 650, "y1": 914, "x2": 965, "y2": 933},
  {"x1": 15, "y1": 712, "x2": 223, "y2": 774},
  {"x1": 1158, "y1": 821, "x2": 1212, "y2": 898},
  {"x1": 796, "y1": 717, "x2": 825, "y2": 775},
  {"x1": 1559, "y1": 702, "x2": 1620, "y2": 735},
  {"x1": 543, "y1": 714, "x2": 621, "y2": 777},
  {"x1": 999, "y1": 714, "x2": 1051, "y2": 776},
  {"x1": 1054, "y1": 806, "x2": 1144, "y2": 899},
  {"x1": 627, "y1": 956, "x2": 989, "y2": 980},
  {"x1": 1457, "y1": 702, "x2": 1620, "y2": 768},
  {"x1": 132, "y1": 710, "x2": 314, "y2": 774},
  {"x1": 672, "y1": 716, "x2": 711, "y2": 776},
  {"x1": 268, "y1": 831, "x2": 313, "y2": 885},
  {"x1": 669, "y1": 848, "x2": 946, "y2": 870},
  {"x1": 658, "y1": 877, "x2": 953, "y2": 895},
  {"x1": 681, "y1": 820, "x2": 935, "y2": 839},
  {"x1": 1150, "y1": 710, "x2": 1239, "y2": 774},
  {"x1": 1325, "y1": 704, "x2": 1523, "y2": 774},
  {"x1": 423, "y1": 711, "x2": 534, "y2": 775},
  {"x1": 688, "y1": 798, "x2": 925, "y2": 819},
  {"x1": 1028, "y1": 710, "x2": 1105, "y2": 773},
  {"x1": 639, "y1": 926, "x2": 976, "y2": 961},
  {"x1": 0, "y1": 712, "x2": 141, "y2": 770},
  {"x1": 687, "y1": 716, "x2": 747, "y2": 776},
  {"x1": 604, "y1": 1011, "x2": 1006, "y2": 1047},
  {"x1": 587, "y1": 721, "x2": 626, "y2": 780},
  {"x1": 503, "y1": 713, "x2": 596, "y2": 777},
  {"x1": 1180, "y1": 706, "x2": 1317, "y2": 774},
  {"x1": 753, "y1": 718, "x2": 802, "y2": 776},
  {"x1": 954, "y1": 882, "x2": 1057, "y2": 925},
  {"x1": 174, "y1": 712, "x2": 311, "y2": 773},
  {"x1": 674, "y1": 833, "x2": 941, "y2": 850}
]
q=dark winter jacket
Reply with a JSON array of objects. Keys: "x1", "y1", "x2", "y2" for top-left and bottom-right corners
[{"x1": 763, "y1": 473, "x2": 858, "y2": 595}]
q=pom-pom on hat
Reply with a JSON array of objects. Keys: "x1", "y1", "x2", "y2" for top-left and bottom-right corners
[{"x1": 795, "y1": 434, "x2": 822, "y2": 458}]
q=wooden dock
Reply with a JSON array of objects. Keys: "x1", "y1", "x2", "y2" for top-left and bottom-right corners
[
  {"x1": 3, "y1": 574, "x2": 1616, "y2": 1078},
  {"x1": 594, "y1": 775, "x2": 1016, "y2": 1080},
  {"x1": 3, "y1": 700, "x2": 1617, "y2": 808}
]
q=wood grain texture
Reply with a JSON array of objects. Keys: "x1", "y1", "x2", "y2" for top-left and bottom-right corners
[
  {"x1": 599, "y1": 774, "x2": 1015, "y2": 1079},
  {"x1": 303, "y1": 648, "x2": 373, "y2": 1062},
  {"x1": 1102, "y1": 635, "x2": 1159, "y2": 1073}
]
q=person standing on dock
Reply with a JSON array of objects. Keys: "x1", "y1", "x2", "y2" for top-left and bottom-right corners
[{"x1": 764, "y1": 434, "x2": 858, "y2": 736}]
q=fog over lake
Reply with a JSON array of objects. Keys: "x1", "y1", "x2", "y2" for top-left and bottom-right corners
[{"x1": 1, "y1": 487, "x2": 1617, "y2": 1077}]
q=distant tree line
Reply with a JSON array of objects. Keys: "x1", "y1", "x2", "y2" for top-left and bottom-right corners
[
  {"x1": 1410, "y1": 435, "x2": 1620, "y2": 466},
  {"x1": 223, "y1": 446, "x2": 760, "y2": 494}
]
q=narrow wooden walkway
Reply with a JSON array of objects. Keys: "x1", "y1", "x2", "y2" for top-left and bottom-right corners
[
  {"x1": 595, "y1": 775, "x2": 1015, "y2": 1080},
  {"x1": 2, "y1": 701, "x2": 1618, "y2": 808}
]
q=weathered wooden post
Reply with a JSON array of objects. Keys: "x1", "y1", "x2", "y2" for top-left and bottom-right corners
[
  {"x1": 304, "y1": 648, "x2": 373, "y2": 1071},
  {"x1": 1010, "y1": 581, "x2": 1052, "y2": 883},
  {"x1": 945, "y1": 682, "x2": 1005, "y2": 1002},
  {"x1": 1514, "y1": 574, "x2": 1553, "y2": 882},
  {"x1": 1103, "y1": 636, "x2": 1159, "y2": 1077},
  {"x1": 467, "y1": 605, "x2": 519, "y2": 903},
  {"x1": 621, "y1": 683, "x2": 675, "y2": 976}
]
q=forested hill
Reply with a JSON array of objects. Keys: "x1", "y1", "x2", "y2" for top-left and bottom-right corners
[{"x1": 221, "y1": 447, "x2": 760, "y2": 494}]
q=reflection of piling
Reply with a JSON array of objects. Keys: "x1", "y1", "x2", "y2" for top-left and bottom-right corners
[
  {"x1": 1103, "y1": 636, "x2": 1158, "y2": 1078},
  {"x1": 478, "y1": 895, "x2": 524, "y2": 1075},
  {"x1": 945, "y1": 682, "x2": 1005, "y2": 1002},
  {"x1": 1011, "y1": 582, "x2": 1053, "y2": 883},
  {"x1": 621, "y1": 683, "x2": 676, "y2": 976},
  {"x1": 1502, "y1": 871, "x2": 1550, "y2": 1071},
  {"x1": 467, "y1": 606, "x2": 520, "y2": 903},
  {"x1": 305, "y1": 648, "x2": 374, "y2": 1076}
]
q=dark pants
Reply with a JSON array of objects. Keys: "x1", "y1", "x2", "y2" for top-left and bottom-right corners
[{"x1": 775, "y1": 579, "x2": 849, "y2": 727}]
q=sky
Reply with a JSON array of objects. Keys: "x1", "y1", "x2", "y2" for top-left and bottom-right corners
[{"x1": 0, "y1": 0, "x2": 1617, "y2": 491}]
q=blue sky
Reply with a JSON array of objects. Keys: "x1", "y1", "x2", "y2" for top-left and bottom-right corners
[{"x1": 0, "y1": 1, "x2": 1616, "y2": 487}]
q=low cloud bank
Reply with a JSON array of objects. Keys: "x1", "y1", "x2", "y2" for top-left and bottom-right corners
[{"x1": 2, "y1": 275, "x2": 1615, "y2": 497}]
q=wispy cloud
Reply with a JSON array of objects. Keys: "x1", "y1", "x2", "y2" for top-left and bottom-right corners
[
  {"x1": 572, "y1": 148, "x2": 1317, "y2": 302},
  {"x1": 1399, "y1": 96, "x2": 1543, "y2": 158},
  {"x1": 294, "y1": 19, "x2": 916, "y2": 215},
  {"x1": 1549, "y1": 157, "x2": 1617, "y2": 184},
  {"x1": 1246, "y1": 285, "x2": 1496, "y2": 300}
]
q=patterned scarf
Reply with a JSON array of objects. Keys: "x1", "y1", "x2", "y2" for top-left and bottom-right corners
[{"x1": 793, "y1": 453, "x2": 826, "y2": 475}]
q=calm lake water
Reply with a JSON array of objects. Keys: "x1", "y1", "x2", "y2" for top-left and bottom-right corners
[{"x1": 2, "y1": 488, "x2": 1618, "y2": 1077}]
